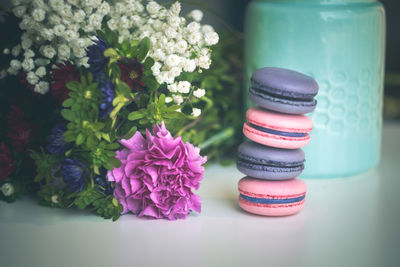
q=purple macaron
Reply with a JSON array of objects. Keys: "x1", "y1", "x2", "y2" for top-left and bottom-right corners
[
  {"x1": 236, "y1": 140, "x2": 305, "y2": 180},
  {"x1": 249, "y1": 67, "x2": 318, "y2": 114}
]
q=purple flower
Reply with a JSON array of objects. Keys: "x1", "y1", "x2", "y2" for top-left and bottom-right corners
[
  {"x1": 98, "y1": 78, "x2": 115, "y2": 119},
  {"x1": 108, "y1": 122, "x2": 207, "y2": 220},
  {"x1": 87, "y1": 37, "x2": 109, "y2": 79},
  {"x1": 61, "y1": 158, "x2": 87, "y2": 193},
  {"x1": 46, "y1": 124, "x2": 72, "y2": 155}
]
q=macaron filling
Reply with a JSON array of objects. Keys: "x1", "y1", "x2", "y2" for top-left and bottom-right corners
[
  {"x1": 250, "y1": 83, "x2": 316, "y2": 101},
  {"x1": 247, "y1": 123, "x2": 307, "y2": 137},
  {"x1": 237, "y1": 153, "x2": 305, "y2": 171},
  {"x1": 239, "y1": 194, "x2": 305, "y2": 204}
]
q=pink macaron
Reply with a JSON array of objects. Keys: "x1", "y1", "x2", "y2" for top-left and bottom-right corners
[
  {"x1": 238, "y1": 177, "x2": 307, "y2": 216},
  {"x1": 243, "y1": 106, "x2": 313, "y2": 149}
]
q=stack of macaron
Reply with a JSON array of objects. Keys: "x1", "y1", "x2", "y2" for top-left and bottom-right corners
[{"x1": 237, "y1": 67, "x2": 318, "y2": 216}]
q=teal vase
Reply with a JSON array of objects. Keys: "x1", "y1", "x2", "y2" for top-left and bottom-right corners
[{"x1": 244, "y1": 0, "x2": 386, "y2": 177}]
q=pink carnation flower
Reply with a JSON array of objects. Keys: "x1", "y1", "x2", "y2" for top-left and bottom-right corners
[{"x1": 108, "y1": 122, "x2": 207, "y2": 220}]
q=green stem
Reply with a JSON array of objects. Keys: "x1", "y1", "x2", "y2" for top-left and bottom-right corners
[
  {"x1": 199, "y1": 127, "x2": 234, "y2": 150},
  {"x1": 174, "y1": 114, "x2": 204, "y2": 138},
  {"x1": 181, "y1": 0, "x2": 244, "y2": 39}
]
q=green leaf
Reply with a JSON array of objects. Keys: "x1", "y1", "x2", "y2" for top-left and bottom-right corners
[
  {"x1": 62, "y1": 98, "x2": 74, "y2": 107},
  {"x1": 128, "y1": 111, "x2": 145, "y2": 121},
  {"x1": 158, "y1": 94, "x2": 166, "y2": 106},
  {"x1": 102, "y1": 133, "x2": 111, "y2": 142},
  {"x1": 142, "y1": 75, "x2": 160, "y2": 92},
  {"x1": 144, "y1": 57, "x2": 155, "y2": 68},
  {"x1": 104, "y1": 48, "x2": 119, "y2": 58},
  {"x1": 76, "y1": 133, "x2": 85, "y2": 145},
  {"x1": 135, "y1": 37, "x2": 150, "y2": 62},
  {"x1": 116, "y1": 80, "x2": 132, "y2": 97},
  {"x1": 66, "y1": 81, "x2": 80, "y2": 91},
  {"x1": 61, "y1": 109, "x2": 75, "y2": 121},
  {"x1": 86, "y1": 134, "x2": 97, "y2": 149},
  {"x1": 73, "y1": 188, "x2": 103, "y2": 210}
]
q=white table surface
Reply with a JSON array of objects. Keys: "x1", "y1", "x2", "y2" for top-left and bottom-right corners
[{"x1": 1, "y1": 123, "x2": 400, "y2": 267}]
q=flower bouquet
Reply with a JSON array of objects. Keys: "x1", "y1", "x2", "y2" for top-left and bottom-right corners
[{"x1": 0, "y1": 0, "x2": 243, "y2": 220}]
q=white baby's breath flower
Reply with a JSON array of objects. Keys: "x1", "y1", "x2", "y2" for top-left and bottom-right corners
[
  {"x1": 169, "y1": 2, "x2": 181, "y2": 16},
  {"x1": 119, "y1": 16, "x2": 130, "y2": 29},
  {"x1": 147, "y1": 1, "x2": 161, "y2": 15},
  {"x1": 10, "y1": 59, "x2": 21, "y2": 70},
  {"x1": 79, "y1": 57, "x2": 89, "y2": 68},
  {"x1": 166, "y1": 54, "x2": 181, "y2": 68},
  {"x1": 172, "y1": 94, "x2": 183, "y2": 104},
  {"x1": 51, "y1": 195, "x2": 60, "y2": 204},
  {"x1": 107, "y1": 18, "x2": 118, "y2": 31},
  {"x1": 21, "y1": 36, "x2": 32, "y2": 49},
  {"x1": 197, "y1": 55, "x2": 211, "y2": 69},
  {"x1": 3, "y1": 48, "x2": 10, "y2": 55},
  {"x1": 35, "y1": 81, "x2": 49, "y2": 94},
  {"x1": 165, "y1": 97, "x2": 173, "y2": 103},
  {"x1": 67, "y1": 0, "x2": 79, "y2": 6},
  {"x1": 193, "y1": 88, "x2": 206, "y2": 98},
  {"x1": 164, "y1": 27, "x2": 177, "y2": 39},
  {"x1": 42, "y1": 45, "x2": 56, "y2": 59},
  {"x1": 187, "y1": 21, "x2": 201, "y2": 33},
  {"x1": 12, "y1": 45, "x2": 21, "y2": 57},
  {"x1": 151, "y1": 62, "x2": 162, "y2": 76},
  {"x1": 24, "y1": 49, "x2": 35, "y2": 58},
  {"x1": 187, "y1": 32, "x2": 201, "y2": 45},
  {"x1": 13, "y1": 6, "x2": 27, "y2": 18},
  {"x1": 182, "y1": 59, "x2": 196, "y2": 72},
  {"x1": 177, "y1": 81, "x2": 191, "y2": 94},
  {"x1": 32, "y1": 8, "x2": 46, "y2": 22},
  {"x1": 41, "y1": 28, "x2": 54, "y2": 41},
  {"x1": 98, "y1": 2, "x2": 110, "y2": 15},
  {"x1": 49, "y1": 0, "x2": 64, "y2": 11},
  {"x1": 35, "y1": 66, "x2": 46, "y2": 77},
  {"x1": 58, "y1": 44, "x2": 70, "y2": 59},
  {"x1": 7, "y1": 67, "x2": 19, "y2": 75},
  {"x1": 73, "y1": 10, "x2": 85, "y2": 22},
  {"x1": 175, "y1": 40, "x2": 188, "y2": 54},
  {"x1": 204, "y1": 31, "x2": 219, "y2": 46},
  {"x1": 0, "y1": 183, "x2": 14, "y2": 197},
  {"x1": 22, "y1": 58, "x2": 34, "y2": 71},
  {"x1": 201, "y1": 25, "x2": 214, "y2": 33},
  {"x1": 64, "y1": 30, "x2": 78, "y2": 42},
  {"x1": 168, "y1": 83, "x2": 178, "y2": 93},
  {"x1": 188, "y1": 10, "x2": 203, "y2": 22},
  {"x1": 167, "y1": 16, "x2": 181, "y2": 28},
  {"x1": 169, "y1": 67, "x2": 182, "y2": 78},
  {"x1": 27, "y1": 71, "x2": 39, "y2": 85},
  {"x1": 88, "y1": 13, "x2": 103, "y2": 28},
  {"x1": 53, "y1": 24, "x2": 66, "y2": 36},
  {"x1": 192, "y1": 108, "x2": 201, "y2": 117}
]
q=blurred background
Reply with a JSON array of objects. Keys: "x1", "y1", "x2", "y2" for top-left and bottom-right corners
[
  {"x1": 0, "y1": 0, "x2": 399, "y2": 120},
  {"x1": 176, "y1": 0, "x2": 400, "y2": 121}
]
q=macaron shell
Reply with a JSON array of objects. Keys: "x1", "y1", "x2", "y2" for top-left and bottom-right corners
[
  {"x1": 246, "y1": 106, "x2": 313, "y2": 132},
  {"x1": 238, "y1": 140, "x2": 305, "y2": 163},
  {"x1": 237, "y1": 141, "x2": 305, "y2": 179},
  {"x1": 238, "y1": 177, "x2": 307, "y2": 216},
  {"x1": 243, "y1": 123, "x2": 310, "y2": 149},
  {"x1": 239, "y1": 177, "x2": 307, "y2": 196},
  {"x1": 251, "y1": 67, "x2": 318, "y2": 97},
  {"x1": 236, "y1": 163, "x2": 303, "y2": 180},
  {"x1": 238, "y1": 197, "x2": 305, "y2": 216}
]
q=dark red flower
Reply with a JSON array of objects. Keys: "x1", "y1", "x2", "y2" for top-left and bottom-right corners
[
  {"x1": 0, "y1": 143, "x2": 15, "y2": 180},
  {"x1": 51, "y1": 62, "x2": 80, "y2": 104},
  {"x1": 6, "y1": 106, "x2": 34, "y2": 151},
  {"x1": 118, "y1": 60, "x2": 145, "y2": 91}
]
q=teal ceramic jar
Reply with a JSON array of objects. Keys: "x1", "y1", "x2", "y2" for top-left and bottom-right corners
[{"x1": 244, "y1": 0, "x2": 386, "y2": 177}]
